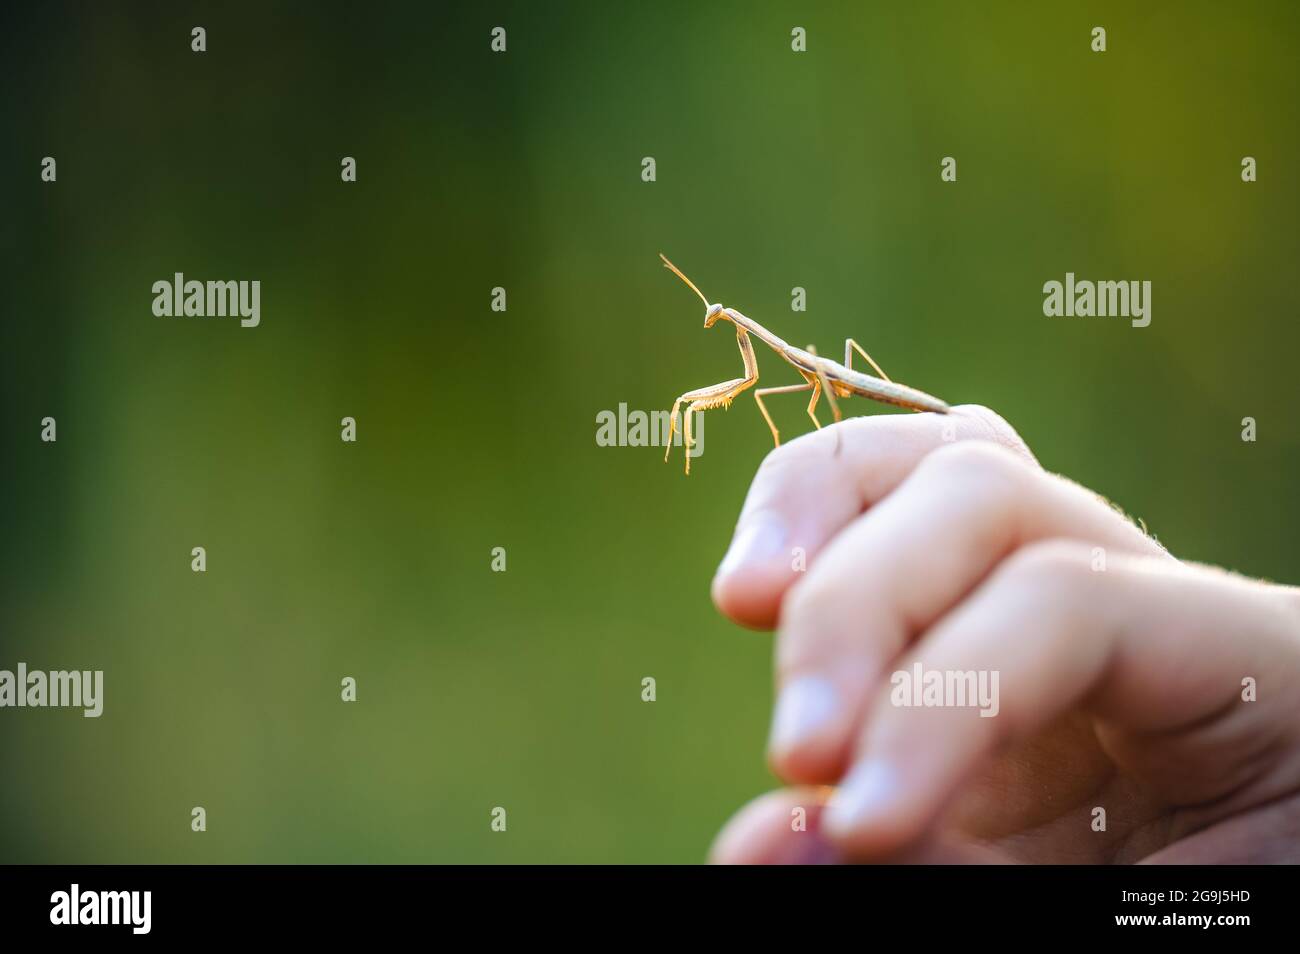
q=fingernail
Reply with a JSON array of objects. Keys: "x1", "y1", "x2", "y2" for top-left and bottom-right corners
[
  {"x1": 716, "y1": 512, "x2": 787, "y2": 579},
  {"x1": 768, "y1": 676, "x2": 840, "y2": 755},
  {"x1": 823, "y1": 761, "x2": 901, "y2": 837}
]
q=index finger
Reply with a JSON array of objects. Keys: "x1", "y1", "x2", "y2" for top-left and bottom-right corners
[{"x1": 711, "y1": 405, "x2": 1036, "y2": 629}]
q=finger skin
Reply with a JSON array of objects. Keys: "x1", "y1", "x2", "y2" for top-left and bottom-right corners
[
  {"x1": 821, "y1": 542, "x2": 1300, "y2": 858},
  {"x1": 769, "y1": 441, "x2": 1167, "y2": 783},
  {"x1": 709, "y1": 787, "x2": 1011, "y2": 865},
  {"x1": 711, "y1": 405, "x2": 1035, "y2": 630},
  {"x1": 1137, "y1": 795, "x2": 1300, "y2": 864},
  {"x1": 709, "y1": 788, "x2": 841, "y2": 865}
]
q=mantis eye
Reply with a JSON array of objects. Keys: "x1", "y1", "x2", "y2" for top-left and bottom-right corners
[{"x1": 705, "y1": 303, "x2": 723, "y2": 321}]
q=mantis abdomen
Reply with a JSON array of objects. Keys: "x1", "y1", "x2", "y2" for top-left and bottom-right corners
[{"x1": 785, "y1": 348, "x2": 950, "y2": 415}]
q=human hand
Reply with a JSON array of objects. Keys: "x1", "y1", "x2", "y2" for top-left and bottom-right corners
[{"x1": 709, "y1": 407, "x2": 1300, "y2": 863}]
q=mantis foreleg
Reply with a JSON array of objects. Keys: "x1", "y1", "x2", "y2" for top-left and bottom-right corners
[{"x1": 664, "y1": 327, "x2": 759, "y2": 474}]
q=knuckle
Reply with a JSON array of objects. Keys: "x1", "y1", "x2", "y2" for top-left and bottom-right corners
[
  {"x1": 950, "y1": 404, "x2": 1038, "y2": 466},
  {"x1": 756, "y1": 440, "x2": 799, "y2": 476},
  {"x1": 780, "y1": 575, "x2": 828, "y2": 628},
  {"x1": 775, "y1": 569, "x2": 907, "y2": 678},
  {"x1": 917, "y1": 439, "x2": 1030, "y2": 497},
  {"x1": 1000, "y1": 539, "x2": 1095, "y2": 591},
  {"x1": 756, "y1": 427, "x2": 828, "y2": 476},
  {"x1": 775, "y1": 577, "x2": 844, "y2": 671}
]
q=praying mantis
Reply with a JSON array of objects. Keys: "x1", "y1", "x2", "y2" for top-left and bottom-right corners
[{"x1": 659, "y1": 254, "x2": 951, "y2": 474}]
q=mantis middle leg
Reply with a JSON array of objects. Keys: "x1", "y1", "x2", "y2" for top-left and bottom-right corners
[{"x1": 753, "y1": 376, "x2": 822, "y2": 448}]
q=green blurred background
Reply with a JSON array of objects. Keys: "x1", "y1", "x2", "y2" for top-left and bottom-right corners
[{"x1": 1, "y1": 1, "x2": 1296, "y2": 862}]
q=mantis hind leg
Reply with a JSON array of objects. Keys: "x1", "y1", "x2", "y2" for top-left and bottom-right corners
[
  {"x1": 844, "y1": 338, "x2": 923, "y2": 414},
  {"x1": 805, "y1": 344, "x2": 846, "y2": 456},
  {"x1": 844, "y1": 338, "x2": 891, "y2": 382}
]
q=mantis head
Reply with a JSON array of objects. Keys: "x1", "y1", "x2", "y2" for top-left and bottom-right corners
[{"x1": 659, "y1": 253, "x2": 729, "y2": 330}]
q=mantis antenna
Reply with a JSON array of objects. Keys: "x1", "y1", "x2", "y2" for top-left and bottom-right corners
[{"x1": 659, "y1": 253, "x2": 709, "y2": 307}]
